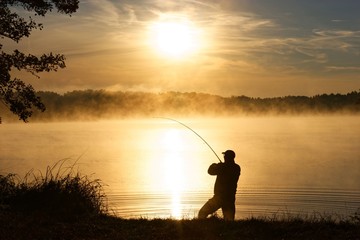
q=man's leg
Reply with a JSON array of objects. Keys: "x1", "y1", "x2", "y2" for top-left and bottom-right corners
[
  {"x1": 198, "y1": 197, "x2": 221, "y2": 219},
  {"x1": 222, "y1": 201, "x2": 235, "y2": 221}
]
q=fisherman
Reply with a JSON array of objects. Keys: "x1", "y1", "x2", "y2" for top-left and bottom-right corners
[{"x1": 198, "y1": 150, "x2": 241, "y2": 220}]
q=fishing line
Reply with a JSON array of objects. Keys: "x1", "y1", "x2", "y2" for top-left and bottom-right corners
[{"x1": 155, "y1": 117, "x2": 222, "y2": 163}]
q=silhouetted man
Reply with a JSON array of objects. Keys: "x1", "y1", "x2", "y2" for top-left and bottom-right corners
[{"x1": 198, "y1": 150, "x2": 241, "y2": 220}]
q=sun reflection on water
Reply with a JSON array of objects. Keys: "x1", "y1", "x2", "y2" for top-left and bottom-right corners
[{"x1": 159, "y1": 129, "x2": 186, "y2": 218}]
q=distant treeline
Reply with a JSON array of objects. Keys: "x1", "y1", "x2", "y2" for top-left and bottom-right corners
[{"x1": 1, "y1": 90, "x2": 360, "y2": 121}]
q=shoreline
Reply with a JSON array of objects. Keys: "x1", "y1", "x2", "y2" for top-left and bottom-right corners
[{"x1": 1, "y1": 211, "x2": 359, "y2": 240}]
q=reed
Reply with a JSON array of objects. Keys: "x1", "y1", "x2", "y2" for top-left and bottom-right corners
[{"x1": 0, "y1": 159, "x2": 107, "y2": 219}]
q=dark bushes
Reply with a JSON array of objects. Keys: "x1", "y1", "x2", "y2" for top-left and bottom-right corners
[{"x1": 0, "y1": 160, "x2": 107, "y2": 219}]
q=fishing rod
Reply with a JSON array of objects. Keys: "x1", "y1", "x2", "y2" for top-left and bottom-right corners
[{"x1": 156, "y1": 117, "x2": 222, "y2": 163}]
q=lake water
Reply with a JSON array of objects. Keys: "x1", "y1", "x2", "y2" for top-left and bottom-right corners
[{"x1": 1, "y1": 116, "x2": 360, "y2": 219}]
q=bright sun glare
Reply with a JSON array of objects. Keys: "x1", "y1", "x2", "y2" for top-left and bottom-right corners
[
  {"x1": 160, "y1": 129, "x2": 186, "y2": 218},
  {"x1": 149, "y1": 19, "x2": 201, "y2": 59}
]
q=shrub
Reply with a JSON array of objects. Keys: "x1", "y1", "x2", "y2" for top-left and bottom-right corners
[{"x1": 0, "y1": 160, "x2": 107, "y2": 219}]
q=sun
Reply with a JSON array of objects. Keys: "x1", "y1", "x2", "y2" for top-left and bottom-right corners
[{"x1": 149, "y1": 19, "x2": 201, "y2": 59}]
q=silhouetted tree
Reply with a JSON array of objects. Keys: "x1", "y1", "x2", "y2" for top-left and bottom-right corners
[
  {"x1": 2, "y1": 90, "x2": 359, "y2": 122},
  {"x1": 0, "y1": 0, "x2": 79, "y2": 122}
]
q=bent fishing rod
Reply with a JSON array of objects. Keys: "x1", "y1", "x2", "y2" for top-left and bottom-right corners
[{"x1": 156, "y1": 117, "x2": 222, "y2": 163}]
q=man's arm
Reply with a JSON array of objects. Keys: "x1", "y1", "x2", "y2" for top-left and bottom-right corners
[{"x1": 208, "y1": 163, "x2": 221, "y2": 175}]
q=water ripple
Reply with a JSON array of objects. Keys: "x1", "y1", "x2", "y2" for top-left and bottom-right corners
[{"x1": 106, "y1": 186, "x2": 360, "y2": 219}]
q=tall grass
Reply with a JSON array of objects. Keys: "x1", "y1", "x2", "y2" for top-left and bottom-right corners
[{"x1": 0, "y1": 159, "x2": 107, "y2": 219}]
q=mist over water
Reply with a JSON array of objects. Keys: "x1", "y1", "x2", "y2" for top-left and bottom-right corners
[{"x1": 1, "y1": 116, "x2": 359, "y2": 219}]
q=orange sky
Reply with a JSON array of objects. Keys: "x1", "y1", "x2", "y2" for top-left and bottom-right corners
[{"x1": 6, "y1": 0, "x2": 360, "y2": 97}]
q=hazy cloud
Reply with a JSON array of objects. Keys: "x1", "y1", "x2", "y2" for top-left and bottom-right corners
[
  {"x1": 6, "y1": 0, "x2": 360, "y2": 97},
  {"x1": 326, "y1": 66, "x2": 360, "y2": 72}
]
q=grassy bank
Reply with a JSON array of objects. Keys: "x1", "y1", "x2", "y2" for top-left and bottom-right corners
[
  {"x1": 1, "y1": 162, "x2": 359, "y2": 240},
  {"x1": 1, "y1": 211, "x2": 359, "y2": 240}
]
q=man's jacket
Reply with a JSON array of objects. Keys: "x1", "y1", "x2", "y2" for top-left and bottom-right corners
[{"x1": 208, "y1": 161, "x2": 241, "y2": 201}]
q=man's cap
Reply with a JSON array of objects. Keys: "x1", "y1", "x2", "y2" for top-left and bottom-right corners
[{"x1": 222, "y1": 150, "x2": 235, "y2": 158}]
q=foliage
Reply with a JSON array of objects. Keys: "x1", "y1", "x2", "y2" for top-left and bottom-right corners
[
  {"x1": 1, "y1": 90, "x2": 358, "y2": 121},
  {"x1": 0, "y1": 159, "x2": 107, "y2": 219},
  {"x1": 0, "y1": 0, "x2": 79, "y2": 122},
  {"x1": 349, "y1": 208, "x2": 360, "y2": 224}
]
